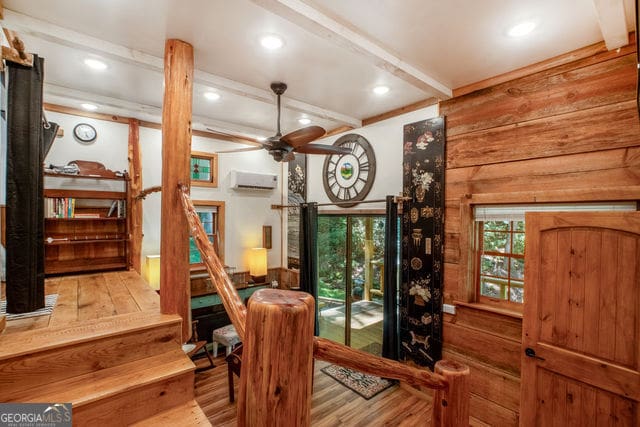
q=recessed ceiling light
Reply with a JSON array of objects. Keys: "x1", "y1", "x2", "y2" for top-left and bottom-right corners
[
  {"x1": 298, "y1": 118, "x2": 311, "y2": 125},
  {"x1": 260, "y1": 34, "x2": 284, "y2": 50},
  {"x1": 83, "y1": 58, "x2": 108, "y2": 70},
  {"x1": 507, "y1": 21, "x2": 536, "y2": 37},
  {"x1": 204, "y1": 91, "x2": 221, "y2": 101},
  {"x1": 373, "y1": 85, "x2": 390, "y2": 95},
  {"x1": 81, "y1": 103, "x2": 98, "y2": 111}
]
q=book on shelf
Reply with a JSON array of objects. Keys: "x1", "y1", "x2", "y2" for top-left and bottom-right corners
[
  {"x1": 74, "y1": 213, "x2": 101, "y2": 218},
  {"x1": 45, "y1": 197, "x2": 76, "y2": 218},
  {"x1": 107, "y1": 200, "x2": 117, "y2": 217}
]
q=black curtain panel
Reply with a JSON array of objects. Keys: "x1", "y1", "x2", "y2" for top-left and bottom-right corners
[
  {"x1": 382, "y1": 195, "x2": 399, "y2": 360},
  {"x1": 299, "y1": 202, "x2": 319, "y2": 335},
  {"x1": 400, "y1": 117, "x2": 446, "y2": 368},
  {"x1": 6, "y1": 56, "x2": 46, "y2": 313}
]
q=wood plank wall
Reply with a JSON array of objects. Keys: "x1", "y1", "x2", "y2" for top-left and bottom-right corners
[{"x1": 439, "y1": 42, "x2": 640, "y2": 425}]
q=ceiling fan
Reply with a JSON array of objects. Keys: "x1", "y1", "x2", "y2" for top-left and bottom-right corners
[{"x1": 211, "y1": 82, "x2": 351, "y2": 162}]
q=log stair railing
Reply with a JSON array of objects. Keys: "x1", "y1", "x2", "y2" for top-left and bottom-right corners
[{"x1": 179, "y1": 185, "x2": 469, "y2": 426}]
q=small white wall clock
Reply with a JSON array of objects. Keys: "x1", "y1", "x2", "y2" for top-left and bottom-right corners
[{"x1": 73, "y1": 123, "x2": 97, "y2": 144}]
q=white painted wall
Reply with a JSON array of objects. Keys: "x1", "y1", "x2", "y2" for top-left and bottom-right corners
[
  {"x1": 140, "y1": 127, "x2": 283, "y2": 274},
  {"x1": 37, "y1": 104, "x2": 437, "y2": 278},
  {"x1": 305, "y1": 105, "x2": 439, "y2": 210},
  {"x1": 42, "y1": 111, "x2": 283, "y2": 278}
]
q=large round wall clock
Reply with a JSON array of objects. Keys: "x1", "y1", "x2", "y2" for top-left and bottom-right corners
[{"x1": 322, "y1": 133, "x2": 376, "y2": 207}]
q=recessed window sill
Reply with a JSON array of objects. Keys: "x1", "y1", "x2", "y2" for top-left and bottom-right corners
[{"x1": 453, "y1": 300, "x2": 523, "y2": 319}]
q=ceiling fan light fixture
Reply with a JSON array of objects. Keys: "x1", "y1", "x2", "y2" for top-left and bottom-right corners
[
  {"x1": 298, "y1": 117, "x2": 311, "y2": 125},
  {"x1": 83, "y1": 58, "x2": 108, "y2": 71},
  {"x1": 260, "y1": 34, "x2": 284, "y2": 50},
  {"x1": 81, "y1": 103, "x2": 98, "y2": 111},
  {"x1": 373, "y1": 85, "x2": 390, "y2": 95},
  {"x1": 204, "y1": 91, "x2": 221, "y2": 101},
  {"x1": 507, "y1": 21, "x2": 536, "y2": 37}
]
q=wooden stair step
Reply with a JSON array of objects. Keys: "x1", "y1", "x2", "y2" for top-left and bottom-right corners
[
  {"x1": 10, "y1": 349, "x2": 196, "y2": 426},
  {"x1": 0, "y1": 311, "x2": 181, "y2": 360},
  {"x1": 131, "y1": 400, "x2": 211, "y2": 426},
  {"x1": 0, "y1": 311, "x2": 183, "y2": 400}
]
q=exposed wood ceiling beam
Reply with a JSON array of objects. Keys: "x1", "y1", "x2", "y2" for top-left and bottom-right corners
[
  {"x1": 2, "y1": 9, "x2": 361, "y2": 128},
  {"x1": 44, "y1": 102, "x2": 260, "y2": 145},
  {"x1": 251, "y1": 0, "x2": 452, "y2": 99},
  {"x1": 592, "y1": 0, "x2": 630, "y2": 50},
  {"x1": 362, "y1": 97, "x2": 439, "y2": 126},
  {"x1": 44, "y1": 83, "x2": 266, "y2": 143}
]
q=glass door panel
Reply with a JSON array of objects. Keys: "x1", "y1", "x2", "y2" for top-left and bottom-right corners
[
  {"x1": 318, "y1": 216, "x2": 347, "y2": 344},
  {"x1": 349, "y1": 216, "x2": 384, "y2": 355},
  {"x1": 317, "y1": 215, "x2": 384, "y2": 355}
]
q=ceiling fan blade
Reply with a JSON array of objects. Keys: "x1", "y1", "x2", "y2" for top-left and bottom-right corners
[
  {"x1": 216, "y1": 146, "x2": 263, "y2": 154},
  {"x1": 205, "y1": 128, "x2": 262, "y2": 147},
  {"x1": 281, "y1": 126, "x2": 326, "y2": 148},
  {"x1": 294, "y1": 143, "x2": 351, "y2": 155}
]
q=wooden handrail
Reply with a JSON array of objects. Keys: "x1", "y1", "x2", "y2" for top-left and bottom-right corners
[
  {"x1": 177, "y1": 185, "x2": 468, "y2": 426},
  {"x1": 313, "y1": 336, "x2": 447, "y2": 390},
  {"x1": 178, "y1": 184, "x2": 247, "y2": 338}
]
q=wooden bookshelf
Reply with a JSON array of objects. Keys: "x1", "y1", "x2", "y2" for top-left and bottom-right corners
[{"x1": 44, "y1": 167, "x2": 130, "y2": 276}]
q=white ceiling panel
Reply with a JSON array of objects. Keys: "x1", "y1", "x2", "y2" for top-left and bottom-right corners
[{"x1": 2, "y1": 0, "x2": 636, "y2": 140}]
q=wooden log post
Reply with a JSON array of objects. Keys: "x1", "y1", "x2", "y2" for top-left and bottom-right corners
[
  {"x1": 238, "y1": 289, "x2": 315, "y2": 427},
  {"x1": 431, "y1": 360, "x2": 470, "y2": 427},
  {"x1": 160, "y1": 39, "x2": 193, "y2": 342},
  {"x1": 127, "y1": 118, "x2": 142, "y2": 273}
]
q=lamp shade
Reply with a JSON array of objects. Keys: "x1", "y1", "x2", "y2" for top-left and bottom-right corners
[
  {"x1": 145, "y1": 255, "x2": 161, "y2": 290},
  {"x1": 249, "y1": 247, "x2": 268, "y2": 277}
]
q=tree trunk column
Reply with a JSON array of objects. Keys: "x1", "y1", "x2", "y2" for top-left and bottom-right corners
[
  {"x1": 238, "y1": 289, "x2": 315, "y2": 427},
  {"x1": 431, "y1": 359, "x2": 470, "y2": 427},
  {"x1": 160, "y1": 39, "x2": 193, "y2": 342}
]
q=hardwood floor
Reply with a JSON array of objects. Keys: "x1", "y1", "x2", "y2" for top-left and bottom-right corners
[
  {"x1": 1, "y1": 270, "x2": 159, "y2": 334},
  {"x1": 194, "y1": 356, "x2": 434, "y2": 426}
]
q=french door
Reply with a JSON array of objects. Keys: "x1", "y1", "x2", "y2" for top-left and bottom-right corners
[{"x1": 317, "y1": 214, "x2": 385, "y2": 354}]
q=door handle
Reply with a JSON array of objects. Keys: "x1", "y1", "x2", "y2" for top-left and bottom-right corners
[{"x1": 524, "y1": 347, "x2": 545, "y2": 361}]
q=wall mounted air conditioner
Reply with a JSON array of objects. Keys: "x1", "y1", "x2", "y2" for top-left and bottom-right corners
[{"x1": 230, "y1": 170, "x2": 278, "y2": 190}]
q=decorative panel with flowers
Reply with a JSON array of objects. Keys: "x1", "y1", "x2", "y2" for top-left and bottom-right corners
[{"x1": 400, "y1": 117, "x2": 445, "y2": 368}]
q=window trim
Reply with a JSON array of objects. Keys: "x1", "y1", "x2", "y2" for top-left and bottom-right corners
[
  {"x1": 190, "y1": 151, "x2": 218, "y2": 188},
  {"x1": 190, "y1": 200, "x2": 225, "y2": 268},
  {"x1": 458, "y1": 187, "x2": 639, "y2": 312}
]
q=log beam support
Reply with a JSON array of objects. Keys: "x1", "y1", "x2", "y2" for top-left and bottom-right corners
[
  {"x1": 238, "y1": 289, "x2": 315, "y2": 426},
  {"x1": 127, "y1": 118, "x2": 141, "y2": 273},
  {"x1": 431, "y1": 359, "x2": 470, "y2": 427},
  {"x1": 160, "y1": 39, "x2": 193, "y2": 342}
]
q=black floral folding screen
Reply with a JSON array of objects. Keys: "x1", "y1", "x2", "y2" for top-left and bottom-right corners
[
  {"x1": 287, "y1": 154, "x2": 307, "y2": 269},
  {"x1": 400, "y1": 117, "x2": 445, "y2": 368}
]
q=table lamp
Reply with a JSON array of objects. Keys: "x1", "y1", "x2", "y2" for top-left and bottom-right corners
[
  {"x1": 249, "y1": 247, "x2": 267, "y2": 283},
  {"x1": 145, "y1": 255, "x2": 161, "y2": 290}
]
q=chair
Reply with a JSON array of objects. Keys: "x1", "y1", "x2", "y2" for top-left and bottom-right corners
[
  {"x1": 183, "y1": 320, "x2": 215, "y2": 372},
  {"x1": 212, "y1": 324, "x2": 241, "y2": 357},
  {"x1": 225, "y1": 345, "x2": 243, "y2": 402}
]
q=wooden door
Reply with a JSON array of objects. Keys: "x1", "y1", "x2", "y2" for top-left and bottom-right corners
[{"x1": 521, "y1": 212, "x2": 639, "y2": 426}]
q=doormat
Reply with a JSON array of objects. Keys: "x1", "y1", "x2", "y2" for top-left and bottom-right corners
[
  {"x1": 0, "y1": 294, "x2": 58, "y2": 320},
  {"x1": 321, "y1": 364, "x2": 396, "y2": 400}
]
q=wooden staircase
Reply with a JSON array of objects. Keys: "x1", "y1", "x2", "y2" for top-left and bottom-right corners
[{"x1": 0, "y1": 310, "x2": 210, "y2": 426}]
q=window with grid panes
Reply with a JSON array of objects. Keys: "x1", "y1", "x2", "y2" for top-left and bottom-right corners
[
  {"x1": 476, "y1": 220, "x2": 525, "y2": 305},
  {"x1": 190, "y1": 205, "x2": 219, "y2": 265},
  {"x1": 473, "y1": 202, "x2": 637, "y2": 308}
]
